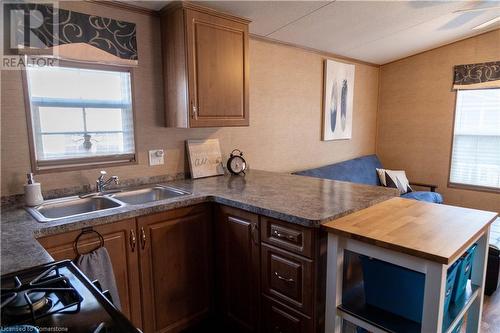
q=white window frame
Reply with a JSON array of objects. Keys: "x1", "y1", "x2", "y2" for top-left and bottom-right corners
[
  {"x1": 448, "y1": 88, "x2": 500, "y2": 193},
  {"x1": 23, "y1": 61, "x2": 137, "y2": 173}
]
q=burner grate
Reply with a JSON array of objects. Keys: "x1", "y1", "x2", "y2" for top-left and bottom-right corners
[{"x1": 1, "y1": 264, "x2": 83, "y2": 324}]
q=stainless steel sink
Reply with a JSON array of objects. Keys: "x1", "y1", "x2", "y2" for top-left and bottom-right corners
[
  {"x1": 26, "y1": 185, "x2": 190, "y2": 223},
  {"x1": 26, "y1": 196, "x2": 124, "y2": 222},
  {"x1": 110, "y1": 185, "x2": 190, "y2": 205}
]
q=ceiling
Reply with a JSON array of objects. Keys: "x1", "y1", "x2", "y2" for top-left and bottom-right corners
[{"x1": 122, "y1": 0, "x2": 500, "y2": 64}]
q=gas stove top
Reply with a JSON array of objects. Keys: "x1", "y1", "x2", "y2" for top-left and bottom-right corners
[{"x1": 1, "y1": 260, "x2": 140, "y2": 333}]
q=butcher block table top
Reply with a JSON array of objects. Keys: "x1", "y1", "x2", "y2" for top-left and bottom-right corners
[{"x1": 322, "y1": 197, "x2": 498, "y2": 264}]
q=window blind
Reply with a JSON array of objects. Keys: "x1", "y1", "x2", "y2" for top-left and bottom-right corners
[
  {"x1": 450, "y1": 89, "x2": 500, "y2": 189},
  {"x1": 25, "y1": 64, "x2": 136, "y2": 170}
]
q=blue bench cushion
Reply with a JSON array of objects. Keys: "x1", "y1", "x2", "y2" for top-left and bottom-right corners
[
  {"x1": 402, "y1": 191, "x2": 443, "y2": 204},
  {"x1": 294, "y1": 155, "x2": 383, "y2": 186},
  {"x1": 294, "y1": 154, "x2": 443, "y2": 204}
]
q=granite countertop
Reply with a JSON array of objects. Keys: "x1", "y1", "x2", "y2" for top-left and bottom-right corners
[{"x1": 0, "y1": 170, "x2": 398, "y2": 275}]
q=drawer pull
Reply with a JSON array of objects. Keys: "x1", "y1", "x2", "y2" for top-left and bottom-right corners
[
  {"x1": 140, "y1": 227, "x2": 146, "y2": 250},
  {"x1": 274, "y1": 271, "x2": 294, "y2": 283},
  {"x1": 130, "y1": 229, "x2": 136, "y2": 252},
  {"x1": 273, "y1": 230, "x2": 296, "y2": 241}
]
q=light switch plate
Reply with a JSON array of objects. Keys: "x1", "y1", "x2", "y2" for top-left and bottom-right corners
[{"x1": 149, "y1": 149, "x2": 165, "y2": 166}]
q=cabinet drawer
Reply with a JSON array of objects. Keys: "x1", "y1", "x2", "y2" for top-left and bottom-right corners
[
  {"x1": 262, "y1": 244, "x2": 313, "y2": 315},
  {"x1": 262, "y1": 295, "x2": 313, "y2": 333},
  {"x1": 261, "y1": 217, "x2": 313, "y2": 258}
]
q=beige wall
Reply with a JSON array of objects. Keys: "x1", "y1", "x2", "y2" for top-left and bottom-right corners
[
  {"x1": 377, "y1": 29, "x2": 500, "y2": 213},
  {"x1": 1, "y1": 1, "x2": 380, "y2": 196}
]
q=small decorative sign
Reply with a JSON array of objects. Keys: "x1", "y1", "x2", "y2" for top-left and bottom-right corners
[{"x1": 186, "y1": 139, "x2": 224, "y2": 179}]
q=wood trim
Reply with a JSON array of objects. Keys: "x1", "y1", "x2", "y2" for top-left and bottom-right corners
[
  {"x1": 21, "y1": 67, "x2": 38, "y2": 174},
  {"x1": 36, "y1": 159, "x2": 138, "y2": 174},
  {"x1": 448, "y1": 182, "x2": 500, "y2": 194},
  {"x1": 381, "y1": 27, "x2": 500, "y2": 66},
  {"x1": 250, "y1": 34, "x2": 380, "y2": 68},
  {"x1": 161, "y1": 1, "x2": 251, "y2": 24},
  {"x1": 85, "y1": 0, "x2": 159, "y2": 16},
  {"x1": 446, "y1": 91, "x2": 459, "y2": 197}
]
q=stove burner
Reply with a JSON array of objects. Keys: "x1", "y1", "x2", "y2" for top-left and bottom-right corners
[
  {"x1": 1, "y1": 260, "x2": 140, "y2": 333},
  {"x1": 0, "y1": 264, "x2": 82, "y2": 324},
  {"x1": 3, "y1": 290, "x2": 51, "y2": 316}
]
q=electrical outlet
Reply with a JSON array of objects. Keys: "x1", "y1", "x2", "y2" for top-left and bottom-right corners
[{"x1": 149, "y1": 149, "x2": 165, "y2": 166}]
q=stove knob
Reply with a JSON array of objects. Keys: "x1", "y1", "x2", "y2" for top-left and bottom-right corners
[{"x1": 92, "y1": 279, "x2": 103, "y2": 291}]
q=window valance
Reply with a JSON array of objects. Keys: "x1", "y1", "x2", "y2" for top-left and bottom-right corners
[
  {"x1": 7, "y1": 3, "x2": 138, "y2": 66},
  {"x1": 453, "y1": 61, "x2": 500, "y2": 90}
]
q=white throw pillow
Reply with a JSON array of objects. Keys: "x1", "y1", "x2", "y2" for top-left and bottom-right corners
[{"x1": 376, "y1": 168, "x2": 413, "y2": 194}]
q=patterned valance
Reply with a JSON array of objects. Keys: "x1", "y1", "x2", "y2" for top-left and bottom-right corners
[
  {"x1": 453, "y1": 61, "x2": 500, "y2": 90},
  {"x1": 6, "y1": 3, "x2": 138, "y2": 65}
]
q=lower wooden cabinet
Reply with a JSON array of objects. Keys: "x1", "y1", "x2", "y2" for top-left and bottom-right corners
[
  {"x1": 261, "y1": 244, "x2": 314, "y2": 316},
  {"x1": 37, "y1": 204, "x2": 324, "y2": 333},
  {"x1": 262, "y1": 296, "x2": 313, "y2": 333},
  {"x1": 137, "y1": 204, "x2": 212, "y2": 333},
  {"x1": 37, "y1": 204, "x2": 213, "y2": 333},
  {"x1": 37, "y1": 218, "x2": 143, "y2": 329},
  {"x1": 215, "y1": 205, "x2": 261, "y2": 332}
]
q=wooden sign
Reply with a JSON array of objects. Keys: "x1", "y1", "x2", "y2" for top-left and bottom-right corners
[{"x1": 186, "y1": 139, "x2": 224, "y2": 179}]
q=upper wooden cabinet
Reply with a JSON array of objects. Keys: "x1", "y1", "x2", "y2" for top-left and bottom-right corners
[{"x1": 161, "y1": 2, "x2": 250, "y2": 128}]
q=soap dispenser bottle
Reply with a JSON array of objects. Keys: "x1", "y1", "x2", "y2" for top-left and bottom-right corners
[{"x1": 24, "y1": 173, "x2": 44, "y2": 206}]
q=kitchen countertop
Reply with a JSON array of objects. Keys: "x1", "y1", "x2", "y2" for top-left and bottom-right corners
[{"x1": 0, "y1": 170, "x2": 398, "y2": 275}]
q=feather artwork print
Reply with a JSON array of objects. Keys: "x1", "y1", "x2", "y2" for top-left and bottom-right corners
[
  {"x1": 340, "y1": 79, "x2": 348, "y2": 130},
  {"x1": 330, "y1": 81, "x2": 338, "y2": 133},
  {"x1": 323, "y1": 60, "x2": 354, "y2": 141}
]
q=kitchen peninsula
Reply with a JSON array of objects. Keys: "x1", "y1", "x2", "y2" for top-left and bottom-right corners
[
  {"x1": 1, "y1": 170, "x2": 398, "y2": 332},
  {"x1": 1, "y1": 170, "x2": 496, "y2": 333}
]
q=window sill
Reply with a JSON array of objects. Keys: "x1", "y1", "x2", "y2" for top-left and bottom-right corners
[
  {"x1": 448, "y1": 182, "x2": 500, "y2": 194},
  {"x1": 34, "y1": 155, "x2": 137, "y2": 174}
]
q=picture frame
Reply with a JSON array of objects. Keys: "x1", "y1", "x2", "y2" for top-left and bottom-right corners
[
  {"x1": 322, "y1": 59, "x2": 355, "y2": 141},
  {"x1": 186, "y1": 139, "x2": 224, "y2": 179}
]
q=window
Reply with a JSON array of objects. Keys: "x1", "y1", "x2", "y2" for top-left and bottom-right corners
[
  {"x1": 24, "y1": 62, "x2": 136, "y2": 171},
  {"x1": 449, "y1": 89, "x2": 500, "y2": 190}
]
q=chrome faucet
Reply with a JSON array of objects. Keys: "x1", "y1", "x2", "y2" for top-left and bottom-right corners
[{"x1": 96, "y1": 170, "x2": 119, "y2": 192}]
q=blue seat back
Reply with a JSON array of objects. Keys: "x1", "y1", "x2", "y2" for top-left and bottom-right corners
[{"x1": 294, "y1": 155, "x2": 383, "y2": 186}]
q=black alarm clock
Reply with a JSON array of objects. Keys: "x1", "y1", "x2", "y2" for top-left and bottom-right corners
[{"x1": 227, "y1": 149, "x2": 247, "y2": 175}]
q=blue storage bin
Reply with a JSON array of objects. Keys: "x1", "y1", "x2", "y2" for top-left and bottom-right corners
[
  {"x1": 444, "y1": 260, "x2": 460, "y2": 315},
  {"x1": 360, "y1": 256, "x2": 425, "y2": 323},
  {"x1": 452, "y1": 244, "x2": 477, "y2": 303},
  {"x1": 360, "y1": 256, "x2": 463, "y2": 323}
]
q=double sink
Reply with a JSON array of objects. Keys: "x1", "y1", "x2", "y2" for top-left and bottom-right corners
[{"x1": 26, "y1": 185, "x2": 191, "y2": 223}]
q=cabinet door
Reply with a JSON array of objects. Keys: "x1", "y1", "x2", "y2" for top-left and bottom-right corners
[
  {"x1": 215, "y1": 205, "x2": 260, "y2": 332},
  {"x1": 137, "y1": 205, "x2": 212, "y2": 333},
  {"x1": 185, "y1": 9, "x2": 249, "y2": 127},
  {"x1": 37, "y1": 219, "x2": 142, "y2": 328}
]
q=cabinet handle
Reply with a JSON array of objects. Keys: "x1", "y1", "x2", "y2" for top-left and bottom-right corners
[
  {"x1": 130, "y1": 229, "x2": 136, "y2": 252},
  {"x1": 191, "y1": 104, "x2": 197, "y2": 118},
  {"x1": 140, "y1": 227, "x2": 146, "y2": 250},
  {"x1": 251, "y1": 222, "x2": 259, "y2": 245},
  {"x1": 273, "y1": 229, "x2": 296, "y2": 241},
  {"x1": 274, "y1": 271, "x2": 294, "y2": 283}
]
